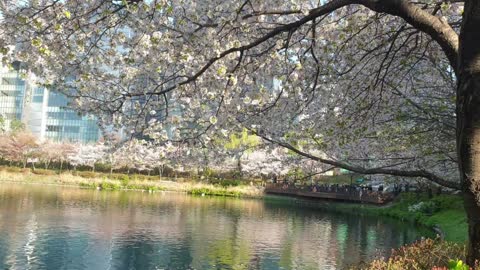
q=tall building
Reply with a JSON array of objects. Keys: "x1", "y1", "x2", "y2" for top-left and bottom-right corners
[{"x1": 0, "y1": 64, "x2": 100, "y2": 143}]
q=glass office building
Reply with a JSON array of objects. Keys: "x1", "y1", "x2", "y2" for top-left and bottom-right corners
[
  {"x1": 0, "y1": 68, "x2": 25, "y2": 122},
  {"x1": 0, "y1": 66, "x2": 100, "y2": 143}
]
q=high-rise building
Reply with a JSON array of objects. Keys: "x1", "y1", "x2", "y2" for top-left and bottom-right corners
[{"x1": 0, "y1": 64, "x2": 100, "y2": 143}]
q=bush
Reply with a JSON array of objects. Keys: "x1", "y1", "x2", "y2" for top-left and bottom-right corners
[
  {"x1": 120, "y1": 175, "x2": 130, "y2": 187},
  {"x1": 125, "y1": 183, "x2": 166, "y2": 192},
  {"x1": 98, "y1": 181, "x2": 121, "y2": 190},
  {"x1": 353, "y1": 238, "x2": 473, "y2": 270},
  {"x1": 188, "y1": 187, "x2": 241, "y2": 197},
  {"x1": 31, "y1": 168, "x2": 57, "y2": 175},
  {"x1": 408, "y1": 201, "x2": 439, "y2": 215},
  {"x1": 79, "y1": 182, "x2": 97, "y2": 189},
  {"x1": 1, "y1": 166, "x2": 29, "y2": 173},
  {"x1": 93, "y1": 162, "x2": 111, "y2": 173},
  {"x1": 75, "y1": 171, "x2": 98, "y2": 179},
  {"x1": 209, "y1": 178, "x2": 243, "y2": 187}
]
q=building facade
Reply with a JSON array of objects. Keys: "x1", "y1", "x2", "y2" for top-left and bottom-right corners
[{"x1": 0, "y1": 65, "x2": 100, "y2": 143}]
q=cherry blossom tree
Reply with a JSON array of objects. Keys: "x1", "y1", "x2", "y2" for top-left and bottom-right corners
[
  {"x1": 7, "y1": 132, "x2": 39, "y2": 168},
  {"x1": 68, "y1": 143, "x2": 106, "y2": 172},
  {"x1": 39, "y1": 140, "x2": 61, "y2": 169},
  {"x1": 58, "y1": 142, "x2": 76, "y2": 171},
  {"x1": 2, "y1": 0, "x2": 480, "y2": 262}
]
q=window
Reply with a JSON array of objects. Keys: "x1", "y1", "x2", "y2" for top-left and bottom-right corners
[
  {"x1": 0, "y1": 90, "x2": 21, "y2": 97},
  {"x1": 1, "y1": 77, "x2": 25, "y2": 86},
  {"x1": 64, "y1": 126, "x2": 80, "y2": 133},
  {"x1": 48, "y1": 92, "x2": 68, "y2": 107},
  {"x1": 34, "y1": 88, "x2": 44, "y2": 95},
  {"x1": 32, "y1": 96, "x2": 44, "y2": 103},
  {"x1": 46, "y1": 125, "x2": 60, "y2": 132},
  {"x1": 1, "y1": 78, "x2": 17, "y2": 85}
]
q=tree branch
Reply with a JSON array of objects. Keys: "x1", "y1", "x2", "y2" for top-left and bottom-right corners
[
  {"x1": 357, "y1": 0, "x2": 459, "y2": 74},
  {"x1": 252, "y1": 129, "x2": 461, "y2": 190}
]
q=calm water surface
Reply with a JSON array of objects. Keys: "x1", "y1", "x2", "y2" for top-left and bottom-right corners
[{"x1": 0, "y1": 183, "x2": 431, "y2": 270}]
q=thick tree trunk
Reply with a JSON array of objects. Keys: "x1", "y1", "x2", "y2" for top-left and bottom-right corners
[
  {"x1": 464, "y1": 190, "x2": 480, "y2": 265},
  {"x1": 458, "y1": 0, "x2": 480, "y2": 265}
]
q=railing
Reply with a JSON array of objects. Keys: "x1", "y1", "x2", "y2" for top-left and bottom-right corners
[{"x1": 264, "y1": 183, "x2": 394, "y2": 205}]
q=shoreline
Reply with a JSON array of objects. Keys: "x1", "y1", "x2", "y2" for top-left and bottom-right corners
[{"x1": 0, "y1": 168, "x2": 467, "y2": 243}]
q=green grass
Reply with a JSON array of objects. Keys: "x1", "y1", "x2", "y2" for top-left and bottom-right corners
[
  {"x1": 378, "y1": 194, "x2": 467, "y2": 242},
  {"x1": 188, "y1": 187, "x2": 242, "y2": 197},
  {"x1": 0, "y1": 168, "x2": 264, "y2": 198}
]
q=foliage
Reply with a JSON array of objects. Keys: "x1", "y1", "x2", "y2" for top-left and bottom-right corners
[
  {"x1": 448, "y1": 260, "x2": 470, "y2": 270},
  {"x1": 31, "y1": 168, "x2": 57, "y2": 175},
  {"x1": 0, "y1": 169, "x2": 263, "y2": 197},
  {"x1": 354, "y1": 238, "x2": 470, "y2": 270},
  {"x1": 222, "y1": 129, "x2": 260, "y2": 152},
  {"x1": 209, "y1": 178, "x2": 242, "y2": 187},
  {"x1": 408, "y1": 201, "x2": 439, "y2": 215},
  {"x1": 9, "y1": 119, "x2": 25, "y2": 133},
  {"x1": 381, "y1": 194, "x2": 467, "y2": 243},
  {"x1": 188, "y1": 187, "x2": 241, "y2": 197},
  {"x1": 0, "y1": 0, "x2": 464, "y2": 191},
  {"x1": 74, "y1": 171, "x2": 98, "y2": 178}
]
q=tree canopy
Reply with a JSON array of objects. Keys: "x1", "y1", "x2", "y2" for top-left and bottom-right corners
[{"x1": 0, "y1": 0, "x2": 462, "y2": 187}]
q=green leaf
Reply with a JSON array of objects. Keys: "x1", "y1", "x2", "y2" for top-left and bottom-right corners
[{"x1": 31, "y1": 38, "x2": 42, "y2": 47}]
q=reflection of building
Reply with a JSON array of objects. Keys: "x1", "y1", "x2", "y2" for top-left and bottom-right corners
[{"x1": 0, "y1": 64, "x2": 100, "y2": 143}]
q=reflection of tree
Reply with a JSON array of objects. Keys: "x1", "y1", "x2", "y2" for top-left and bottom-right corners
[
  {"x1": 0, "y1": 236, "x2": 10, "y2": 269},
  {"x1": 109, "y1": 236, "x2": 194, "y2": 269},
  {"x1": 0, "y1": 184, "x2": 431, "y2": 269},
  {"x1": 110, "y1": 238, "x2": 157, "y2": 269},
  {"x1": 205, "y1": 238, "x2": 250, "y2": 269}
]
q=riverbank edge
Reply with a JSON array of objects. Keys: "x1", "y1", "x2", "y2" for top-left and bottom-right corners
[
  {"x1": 0, "y1": 170, "x2": 264, "y2": 198},
  {"x1": 264, "y1": 193, "x2": 467, "y2": 243},
  {"x1": 0, "y1": 168, "x2": 467, "y2": 242}
]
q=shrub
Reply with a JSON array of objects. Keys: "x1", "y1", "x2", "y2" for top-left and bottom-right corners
[
  {"x1": 1, "y1": 166, "x2": 28, "y2": 173},
  {"x1": 188, "y1": 187, "x2": 241, "y2": 197},
  {"x1": 124, "y1": 183, "x2": 166, "y2": 191},
  {"x1": 31, "y1": 169, "x2": 57, "y2": 175},
  {"x1": 408, "y1": 201, "x2": 439, "y2": 215},
  {"x1": 93, "y1": 162, "x2": 111, "y2": 173},
  {"x1": 79, "y1": 182, "x2": 97, "y2": 189},
  {"x1": 98, "y1": 181, "x2": 121, "y2": 190},
  {"x1": 209, "y1": 178, "x2": 243, "y2": 187},
  {"x1": 353, "y1": 238, "x2": 471, "y2": 270},
  {"x1": 75, "y1": 171, "x2": 98, "y2": 179},
  {"x1": 120, "y1": 175, "x2": 130, "y2": 187}
]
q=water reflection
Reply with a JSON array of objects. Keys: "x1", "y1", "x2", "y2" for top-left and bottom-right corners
[{"x1": 0, "y1": 183, "x2": 430, "y2": 269}]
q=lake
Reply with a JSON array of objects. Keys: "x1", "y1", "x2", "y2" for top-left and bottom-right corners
[{"x1": 0, "y1": 183, "x2": 431, "y2": 269}]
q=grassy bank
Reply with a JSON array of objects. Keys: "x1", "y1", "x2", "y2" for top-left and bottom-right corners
[
  {"x1": 0, "y1": 167, "x2": 264, "y2": 198},
  {"x1": 347, "y1": 195, "x2": 466, "y2": 243}
]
